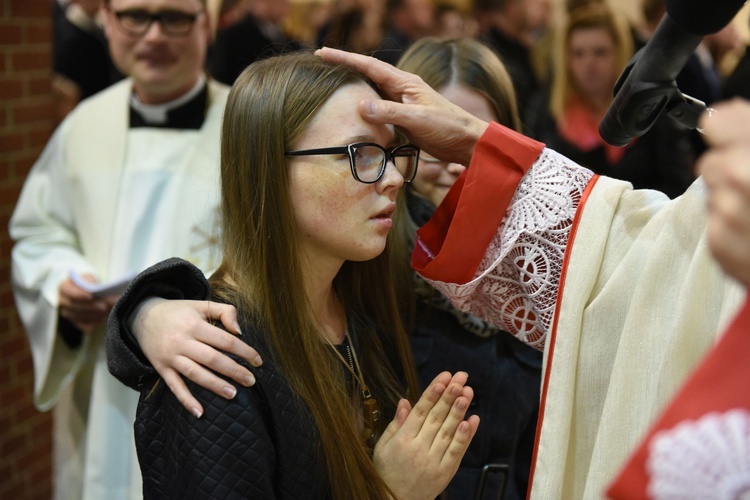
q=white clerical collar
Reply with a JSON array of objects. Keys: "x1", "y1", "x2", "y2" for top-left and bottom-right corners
[{"x1": 129, "y1": 74, "x2": 206, "y2": 125}]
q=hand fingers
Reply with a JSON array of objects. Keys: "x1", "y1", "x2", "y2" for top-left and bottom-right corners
[
  {"x1": 357, "y1": 99, "x2": 428, "y2": 130},
  {"x1": 201, "y1": 301, "x2": 261, "y2": 365},
  {"x1": 59, "y1": 279, "x2": 97, "y2": 305},
  {"x1": 132, "y1": 298, "x2": 263, "y2": 413},
  {"x1": 418, "y1": 373, "x2": 471, "y2": 447},
  {"x1": 59, "y1": 293, "x2": 111, "y2": 333},
  {"x1": 400, "y1": 371, "x2": 466, "y2": 439},
  {"x1": 378, "y1": 398, "x2": 413, "y2": 448},
  {"x1": 61, "y1": 298, "x2": 111, "y2": 316},
  {"x1": 172, "y1": 354, "x2": 242, "y2": 400},
  {"x1": 160, "y1": 367, "x2": 205, "y2": 419},
  {"x1": 202, "y1": 301, "x2": 241, "y2": 334},
  {"x1": 147, "y1": 333, "x2": 253, "y2": 416},
  {"x1": 707, "y1": 215, "x2": 750, "y2": 287},
  {"x1": 180, "y1": 337, "x2": 257, "y2": 388},
  {"x1": 397, "y1": 399, "x2": 412, "y2": 424},
  {"x1": 60, "y1": 304, "x2": 108, "y2": 321},
  {"x1": 698, "y1": 146, "x2": 750, "y2": 230},
  {"x1": 316, "y1": 47, "x2": 450, "y2": 112},
  {"x1": 59, "y1": 280, "x2": 112, "y2": 327},
  {"x1": 379, "y1": 372, "x2": 461, "y2": 446},
  {"x1": 440, "y1": 414, "x2": 480, "y2": 470},
  {"x1": 357, "y1": 96, "x2": 486, "y2": 168},
  {"x1": 430, "y1": 385, "x2": 475, "y2": 456},
  {"x1": 699, "y1": 99, "x2": 750, "y2": 148},
  {"x1": 102, "y1": 294, "x2": 120, "y2": 308},
  {"x1": 708, "y1": 179, "x2": 750, "y2": 232},
  {"x1": 698, "y1": 146, "x2": 750, "y2": 190},
  {"x1": 316, "y1": 47, "x2": 486, "y2": 167},
  {"x1": 698, "y1": 140, "x2": 750, "y2": 288},
  {"x1": 705, "y1": 180, "x2": 750, "y2": 286},
  {"x1": 193, "y1": 317, "x2": 262, "y2": 368},
  {"x1": 316, "y1": 47, "x2": 412, "y2": 100}
]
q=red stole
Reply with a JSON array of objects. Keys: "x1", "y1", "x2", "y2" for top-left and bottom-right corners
[
  {"x1": 607, "y1": 295, "x2": 750, "y2": 498},
  {"x1": 411, "y1": 122, "x2": 545, "y2": 284}
]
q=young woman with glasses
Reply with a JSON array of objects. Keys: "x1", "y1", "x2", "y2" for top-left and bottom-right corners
[
  {"x1": 109, "y1": 37, "x2": 539, "y2": 499},
  {"x1": 107, "y1": 52, "x2": 478, "y2": 498}
]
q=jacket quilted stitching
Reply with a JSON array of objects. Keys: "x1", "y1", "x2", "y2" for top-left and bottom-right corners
[{"x1": 108, "y1": 258, "x2": 331, "y2": 498}]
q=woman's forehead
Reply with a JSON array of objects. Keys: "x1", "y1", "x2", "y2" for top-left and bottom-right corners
[
  {"x1": 332, "y1": 82, "x2": 382, "y2": 106},
  {"x1": 299, "y1": 83, "x2": 394, "y2": 144}
]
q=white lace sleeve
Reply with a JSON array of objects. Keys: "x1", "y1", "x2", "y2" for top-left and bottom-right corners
[{"x1": 423, "y1": 149, "x2": 594, "y2": 350}]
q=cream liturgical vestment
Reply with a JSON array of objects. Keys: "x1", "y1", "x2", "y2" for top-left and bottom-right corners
[
  {"x1": 10, "y1": 78, "x2": 228, "y2": 500},
  {"x1": 411, "y1": 123, "x2": 746, "y2": 499}
]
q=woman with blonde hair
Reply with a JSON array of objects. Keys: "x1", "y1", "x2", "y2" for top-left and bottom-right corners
[
  {"x1": 107, "y1": 51, "x2": 478, "y2": 498},
  {"x1": 394, "y1": 37, "x2": 542, "y2": 500},
  {"x1": 526, "y1": 2, "x2": 694, "y2": 198}
]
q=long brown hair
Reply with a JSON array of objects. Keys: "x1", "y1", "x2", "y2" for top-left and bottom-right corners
[{"x1": 212, "y1": 51, "x2": 419, "y2": 499}]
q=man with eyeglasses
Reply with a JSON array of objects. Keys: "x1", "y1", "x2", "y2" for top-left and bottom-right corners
[{"x1": 9, "y1": 0, "x2": 227, "y2": 498}]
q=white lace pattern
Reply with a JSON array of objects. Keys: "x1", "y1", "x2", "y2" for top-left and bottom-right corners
[
  {"x1": 424, "y1": 149, "x2": 594, "y2": 350},
  {"x1": 647, "y1": 409, "x2": 750, "y2": 499}
]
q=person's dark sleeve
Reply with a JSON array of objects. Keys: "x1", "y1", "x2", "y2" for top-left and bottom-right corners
[
  {"x1": 137, "y1": 378, "x2": 279, "y2": 499},
  {"x1": 105, "y1": 257, "x2": 211, "y2": 390}
]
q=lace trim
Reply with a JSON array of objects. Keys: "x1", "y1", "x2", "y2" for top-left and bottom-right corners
[
  {"x1": 408, "y1": 195, "x2": 501, "y2": 339},
  {"x1": 646, "y1": 409, "x2": 750, "y2": 499},
  {"x1": 413, "y1": 273, "x2": 501, "y2": 338},
  {"x1": 423, "y1": 149, "x2": 594, "y2": 350}
]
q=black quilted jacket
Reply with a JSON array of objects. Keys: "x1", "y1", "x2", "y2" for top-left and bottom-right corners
[{"x1": 107, "y1": 258, "x2": 331, "y2": 499}]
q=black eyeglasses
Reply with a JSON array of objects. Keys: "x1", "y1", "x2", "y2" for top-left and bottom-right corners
[
  {"x1": 285, "y1": 143, "x2": 420, "y2": 184},
  {"x1": 112, "y1": 9, "x2": 202, "y2": 37}
]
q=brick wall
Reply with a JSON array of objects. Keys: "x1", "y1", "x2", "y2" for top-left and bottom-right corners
[{"x1": 0, "y1": 0, "x2": 55, "y2": 498}]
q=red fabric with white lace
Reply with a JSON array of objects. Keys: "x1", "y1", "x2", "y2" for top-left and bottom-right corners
[
  {"x1": 411, "y1": 122, "x2": 544, "y2": 284},
  {"x1": 607, "y1": 295, "x2": 750, "y2": 499},
  {"x1": 411, "y1": 122, "x2": 595, "y2": 349}
]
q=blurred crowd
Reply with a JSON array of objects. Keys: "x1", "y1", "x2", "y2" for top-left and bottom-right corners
[
  {"x1": 27, "y1": 1, "x2": 750, "y2": 499},
  {"x1": 52, "y1": 0, "x2": 750, "y2": 199}
]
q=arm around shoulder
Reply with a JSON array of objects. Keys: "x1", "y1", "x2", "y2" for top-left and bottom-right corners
[{"x1": 106, "y1": 258, "x2": 211, "y2": 389}]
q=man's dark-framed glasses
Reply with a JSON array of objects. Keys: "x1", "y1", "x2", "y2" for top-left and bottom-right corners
[
  {"x1": 285, "y1": 143, "x2": 420, "y2": 184},
  {"x1": 113, "y1": 9, "x2": 202, "y2": 37}
]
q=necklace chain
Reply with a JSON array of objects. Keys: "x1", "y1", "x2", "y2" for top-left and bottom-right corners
[
  {"x1": 323, "y1": 330, "x2": 380, "y2": 449},
  {"x1": 325, "y1": 331, "x2": 371, "y2": 399}
]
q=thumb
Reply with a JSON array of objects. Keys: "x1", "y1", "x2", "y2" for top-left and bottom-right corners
[
  {"x1": 377, "y1": 398, "x2": 411, "y2": 447},
  {"x1": 357, "y1": 99, "x2": 429, "y2": 142},
  {"x1": 357, "y1": 98, "x2": 391, "y2": 124},
  {"x1": 358, "y1": 98, "x2": 419, "y2": 129}
]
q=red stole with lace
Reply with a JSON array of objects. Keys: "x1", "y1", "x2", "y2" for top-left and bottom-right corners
[{"x1": 607, "y1": 295, "x2": 750, "y2": 498}]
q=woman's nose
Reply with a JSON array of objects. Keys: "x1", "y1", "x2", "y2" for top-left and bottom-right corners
[{"x1": 379, "y1": 159, "x2": 405, "y2": 191}]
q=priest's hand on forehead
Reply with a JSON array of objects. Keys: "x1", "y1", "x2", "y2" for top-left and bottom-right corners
[{"x1": 316, "y1": 47, "x2": 490, "y2": 168}]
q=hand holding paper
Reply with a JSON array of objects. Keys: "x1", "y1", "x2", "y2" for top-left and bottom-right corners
[
  {"x1": 60, "y1": 271, "x2": 133, "y2": 334},
  {"x1": 70, "y1": 270, "x2": 134, "y2": 298}
]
